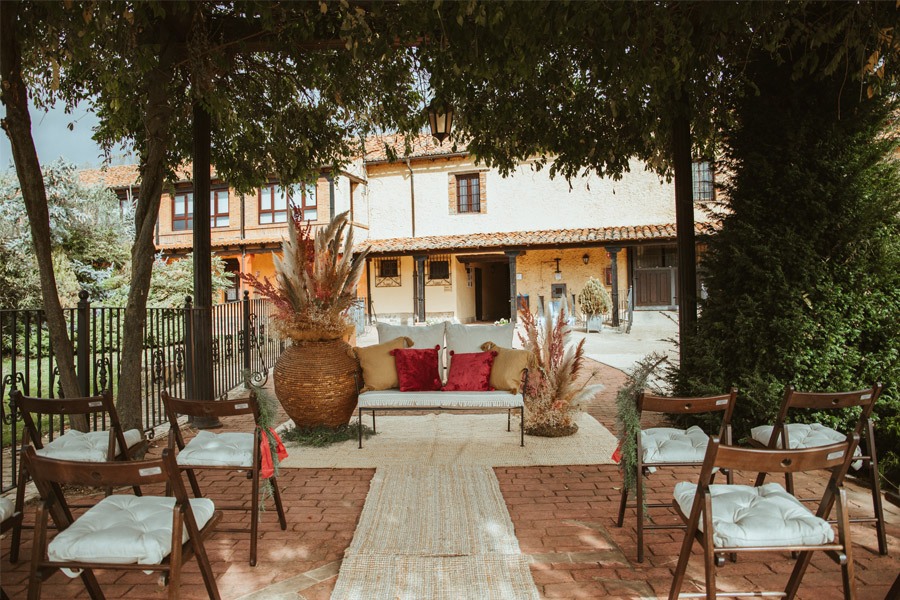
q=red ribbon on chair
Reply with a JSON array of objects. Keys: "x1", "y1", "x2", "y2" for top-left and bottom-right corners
[
  {"x1": 259, "y1": 428, "x2": 288, "y2": 479},
  {"x1": 611, "y1": 441, "x2": 622, "y2": 464}
]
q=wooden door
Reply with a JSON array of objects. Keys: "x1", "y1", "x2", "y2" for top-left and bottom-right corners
[{"x1": 634, "y1": 267, "x2": 675, "y2": 307}]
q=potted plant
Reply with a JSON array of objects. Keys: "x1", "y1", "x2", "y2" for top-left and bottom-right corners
[
  {"x1": 518, "y1": 306, "x2": 603, "y2": 436},
  {"x1": 578, "y1": 276, "x2": 612, "y2": 333},
  {"x1": 241, "y1": 209, "x2": 367, "y2": 428}
]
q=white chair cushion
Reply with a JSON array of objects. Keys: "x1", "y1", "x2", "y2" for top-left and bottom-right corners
[
  {"x1": 673, "y1": 482, "x2": 834, "y2": 548},
  {"x1": 49, "y1": 495, "x2": 215, "y2": 577},
  {"x1": 177, "y1": 431, "x2": 254, "y2": 467},
  {"x1": 358, "y1": 390, "x2": 524, "y2": 409},
  {"x1": 445, "y1": 323, "x2": 515, "y2": 354},
  {"x1": 36, "y1": 428, "x2": 144, "y2": 462},
  {"x1": 641, "y1": 426, "x2": 709, "y2": 464},
  {"x1": 750, "y1": 423, "x2": 862, "y2": 469},
  {"x1": 0, "y1": 497, "x2": 15, "y2": 523}
]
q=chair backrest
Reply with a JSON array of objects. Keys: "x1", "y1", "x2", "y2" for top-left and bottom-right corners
[
  {"x1": 638, "y1": 388, "x2": 737, "y2": 436},
  {"x1": 20, "y1": 446, "x2": 198, "y2": 533},
  {"x1": 160, "y1": 391, "x2": 259, "y2": 422},
  {"x1": 696, "y1": 433, "x2": 860, "y2": 519},
  {"x1": 10, "y1": 389, "x2": 126, "y2": 452},
  {"x1": 778, "y1": 384, "x2": 883, "y2": 436}
]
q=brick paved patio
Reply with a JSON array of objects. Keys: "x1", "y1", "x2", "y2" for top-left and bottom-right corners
[{"x1": 2, "y1": 361, "x2": 897, "y2": 599}]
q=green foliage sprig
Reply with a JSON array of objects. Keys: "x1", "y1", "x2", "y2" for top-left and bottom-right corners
[
  {"x1": 616, "y1": 354, "x2": 668, "y2": 504},
  {"x1": 280, "y1": 421, "x2": 375, "y2": 448}
]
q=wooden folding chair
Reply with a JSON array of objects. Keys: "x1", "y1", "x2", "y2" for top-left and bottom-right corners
[
  {"x1": 750, "y1": 384, "x2": 887, "y2": 555},
  {"x1": 616, "y1": 388, "x2": 737, "y2": 562},
  {"x1": 1, "y1": 496, "x2": 22, "y2": 600},
  {"x1": 21, "y1": 446, "x2": 221, "y2": 600},
  {"x1": 161, "y1": 391, "x2": 287, "y2": 566},
  {"x1": 9, "y1": 389, "x2": 149, "y2": 563},
  {"x1": 669, "y1": 434, "x2": 860, "y2": 600}
]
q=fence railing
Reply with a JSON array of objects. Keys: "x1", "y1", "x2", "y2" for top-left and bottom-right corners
[{"x1": 0, "y1": 292, "x2": 283, "y2": 493}]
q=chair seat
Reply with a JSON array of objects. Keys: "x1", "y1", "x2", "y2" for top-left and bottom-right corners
[
  {"x1": 0, "y1": 497, "x2": 15, "y2": 522},
  {"x1": 48, "y1": 495, "x2": 215, "y2": 576},
  {"x1": 750, "y1": 423, "x2": 863, "y2": 468},
  {"x1": 673, "y1": 482, "x2": 834, "y2": 548},
  {"x1": 36, "y1": 428, "x2": 144, "y2": 462},
  {"x1": 177, "y1": 431, "x2": 254, "y2": 467},
  {"x1": 641, "y1": 426, "x2": 709, "y2": 463}
]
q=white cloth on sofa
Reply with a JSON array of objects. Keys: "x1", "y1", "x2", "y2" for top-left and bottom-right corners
[
  {"x1": 36, "y1": 428, "x2": 144, "y2": 462},
  {"x1": 673, "y1": 481, "x2": 834, "y2": 548},
  {"x1": 49, "y1": 495, "x2": 215, "y2": 576},
  {"x1": 358, "y1": 390, "x2": 524, "y2": 409}
]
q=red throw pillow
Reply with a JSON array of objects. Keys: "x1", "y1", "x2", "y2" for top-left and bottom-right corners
[
  {"x1": 390, "y1": 346, "x2": 442, "y2": 392},
  {"x1": 443, "y1": 350, "x2": 497, "y2": 392}
]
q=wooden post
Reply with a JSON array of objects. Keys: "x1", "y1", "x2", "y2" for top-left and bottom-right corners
[
  {"x1": 505, "y1": 250, "x2": 520, "y2": 322},
  {"x1": 414, "y1": 255, "x2": 426, "y2": 323},
  {"x1": 191, "y1": 102, "x2": 220, "y2": 427},
  {"x1": 606, "y1": 246, "x2": 621, "y2": 327}
]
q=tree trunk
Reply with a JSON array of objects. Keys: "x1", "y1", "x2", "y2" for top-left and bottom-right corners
[
  {"x1": 672, "y1": 99, "x2": 698, "y2": 364},
  {"x1": 0, "y1": 0, "x2": 85, "y2": 430},
  {"x1": 114, "y1": 41, "x2": 180, "y2": 431}
]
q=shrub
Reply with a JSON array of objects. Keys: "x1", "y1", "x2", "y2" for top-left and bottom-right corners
[{"x1": 578, "y1": 276, "x2": 612, "y2": 318}]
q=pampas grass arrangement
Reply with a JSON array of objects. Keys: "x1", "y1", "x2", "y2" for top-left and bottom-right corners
[
  {"x1": 241, "y1": 209, "x2": 368, "y2": 342},
  {"x1": 519, "y1": 306, "x2": 603, "y2": 436}
]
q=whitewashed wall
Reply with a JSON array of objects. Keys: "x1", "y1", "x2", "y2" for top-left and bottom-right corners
[{"x1": 363, "y1": 157, "x2": 706, "y2": 240}]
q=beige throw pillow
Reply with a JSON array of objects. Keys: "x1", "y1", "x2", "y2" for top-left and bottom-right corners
[
  {"x1": 481, "y1": 342, "x2": 532, "y2": 394},
  {"x1": 354, "y1": 336, "x2": 412, "y2": 392}
]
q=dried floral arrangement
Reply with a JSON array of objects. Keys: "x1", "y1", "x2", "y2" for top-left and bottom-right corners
[
  {"x1": 241, "y1": 209, "x2": 368, "y2": 342},
  {"x1": 518, "y1": 306, "x2": 603, "y2": 436}
]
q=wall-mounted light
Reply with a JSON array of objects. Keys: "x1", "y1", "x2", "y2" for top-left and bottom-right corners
[{"x1": 582, "y1": 253, "x2": 590, "y2": 265}]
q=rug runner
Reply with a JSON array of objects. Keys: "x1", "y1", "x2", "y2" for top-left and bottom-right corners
[{"x1": 330, "y1": 465, "x2": 539, "y2": 600}]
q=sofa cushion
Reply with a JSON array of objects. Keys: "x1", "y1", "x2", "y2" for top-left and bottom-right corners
[
  {"x1": 49, "y1": 495, "x2": 215, "y2": 577},
  {"x1": 353, "y1": 336, "x2": 412, "y2": 392},
  {"x1": 376, "y1": 322, "x2": 446, "y2": 350},
  {"x1": 359, "y1": 390, "x2": 524, "y2": 409},
  {"x1": 391, "y1": 346, "x2": 442, "y2": 392},
  {"x1": 443, "y1": 351, "x2": 496, "y2": 392},
  {"x1": 673, "y1": 482, "x2": 834, "y2": 548},
  {"x1": 641, "y1": 426, "x2": 709, "y2": 464},
  {"x1": 482, "y1": 342, "x2": 532, "y2": 393},
  {"x1": 446, "y1": 322, "x2": 515, "y2": 354}
]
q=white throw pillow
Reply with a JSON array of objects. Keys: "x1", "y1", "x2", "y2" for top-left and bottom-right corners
[{"x1": 376, "y1": 322, "x2": 447, "y2": 350}]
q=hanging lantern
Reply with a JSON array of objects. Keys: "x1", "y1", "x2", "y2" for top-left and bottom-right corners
[{"x1": 427, "y1": 100, "x2": 454, "y2": 144}]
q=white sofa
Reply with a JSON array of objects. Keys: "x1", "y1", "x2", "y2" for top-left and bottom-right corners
[{"x1": 356, "y1": 321, "x2": 526, "y2": 448}]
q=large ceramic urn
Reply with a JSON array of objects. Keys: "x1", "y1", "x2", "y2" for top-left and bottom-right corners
[{"x1": 273, "y1": 338, "x2": 360, "y2": 428}]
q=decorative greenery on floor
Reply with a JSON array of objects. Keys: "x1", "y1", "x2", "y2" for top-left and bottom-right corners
[{"x1": 280, "y1": 421, "x2": 376, "y2": 447}]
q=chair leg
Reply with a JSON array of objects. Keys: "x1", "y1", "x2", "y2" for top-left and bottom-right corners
[
  {"x1": 668, "y1": 506, "x2": 698, "y2": 600},
  {"x1": 168, "y1": 513, "x2": 184, "y2": 600},
  {"x1": 27, "y1": 505, "x2": 48, "y2": 600},
  {"x1": 636, "y1": 467, "x2": 644, "y2": 563},
  {"x1": 865, "y1": 419, "x2": 888, "y2": 555},
  {"x1": 834, "y1": 487, "x2": 857, "y2": 599},
  {"x1": 250, "y1": 465, "x2": 260, "y2": 567},
  {"x1": 616, "y1": 485, "x2": 628, "y2": 528},
  {"x1": 785, "y1": 471, "x2": 795, "y2": 496},
  {"x1": 10, "y1": 460, "x2": 27, "y2": 563},
  {"x1": 270, "y1": 475, "x2": 288, "y2": 530},
  {"x1": 184, "y1": 468, "x2": 203, "y2": 499},
  {"x1": 702, "y1": 536, "x2": 717, "y2": 600},
  {"x1": 784, "y1": 549, "x2": 816, "y2": 600}
]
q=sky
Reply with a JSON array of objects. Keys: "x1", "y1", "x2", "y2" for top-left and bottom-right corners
[{"x1": 0, "y1": 100, "x2": 135, "y2": 171}]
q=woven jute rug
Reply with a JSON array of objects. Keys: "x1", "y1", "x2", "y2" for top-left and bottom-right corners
[
  {"x1": 278, "y1": 411, "x2": 618, "y2": 468},
  {"x1": 331, "y1": 465, "x2": 540, "y2": 600}
]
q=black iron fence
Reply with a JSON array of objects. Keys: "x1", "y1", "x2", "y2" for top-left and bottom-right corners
[{"x1": 0, "y1": 292, "x2": 283, "y2": 493}]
